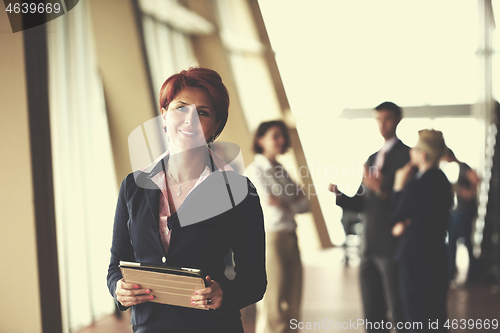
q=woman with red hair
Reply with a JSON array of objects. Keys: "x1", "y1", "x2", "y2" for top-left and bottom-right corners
[{"x1": 107, "y1": 67, "x2": 267, "y2": 332}]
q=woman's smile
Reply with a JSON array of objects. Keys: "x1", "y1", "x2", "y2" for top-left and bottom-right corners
[{"x1": 179, "y1": 129, "x2": 200, "y2": 136}]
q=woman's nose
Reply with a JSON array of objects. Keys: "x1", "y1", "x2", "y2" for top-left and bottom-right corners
[{"x1": 184, "y1": 105, "x2": 199, "y2": 125}]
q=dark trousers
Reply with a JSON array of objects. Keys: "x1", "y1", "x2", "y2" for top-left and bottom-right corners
[
  {"x1": 133, "y1": 305, "x2": 196, "y2": 333},
  {"x1": 447, "y1": 208, "x2": 477, "y2": 282},
  {"x1": 360, "y1": 256, "x2": 406, "y2": 333},
  {"x1": 132, "y1": 304, "x2": 243, "y2": 333},
  {"x1": 398, "y1": 260, "x2": 448, "y2": 333}
]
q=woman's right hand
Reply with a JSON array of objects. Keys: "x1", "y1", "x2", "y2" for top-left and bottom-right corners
[{"x1": 116, "y1": 278, "x2": 154, "y2": 307}]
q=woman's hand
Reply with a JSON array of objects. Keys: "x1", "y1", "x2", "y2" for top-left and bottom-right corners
[
  {"x1": 392, "y1": 222, "x2": 405, "y2": 237},
  {"x1": 191, "y1": 276, "x2": 223, "y2": 310},
  {"x1": 268, "y1": 193, "x2": 282, "y2": 207},
  {"x1": 392, "y1": 218, "x2": 411, "y2": 237},
  {"x1": 115, "y1": 278, "x2": 154, "y2": 307},
  {"x1": 393, "y1": 162, "x2": 415, "y2": 192}
]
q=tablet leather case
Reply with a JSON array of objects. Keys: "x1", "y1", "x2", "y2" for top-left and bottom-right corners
[{"x1": 119, "y1": 261, "x2": 208, "y2": 310}]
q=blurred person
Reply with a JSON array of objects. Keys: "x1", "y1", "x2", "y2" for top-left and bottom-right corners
[
  {"x1": 107, "y1": 67, "x2": 267, "y2": 333},
  {"x1": 391, "y1": 129, "x2": 452, "y2": 332},
  {"x1": 246, "y1": 120, "x2": 310, "y2": 333},
  {"x1": 340, "y1": 210, "x2": 363, "y2": 266},
  {"x1": 329, "y1": 102, "x2": 409, "y2": 332},
  {"x1": 442, "y1": 149, "x2": 479, "y2": 283}
]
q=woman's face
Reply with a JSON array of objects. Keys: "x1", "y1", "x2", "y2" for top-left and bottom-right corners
[
  {"x1": 162, "y1": 87, "x2": 220, "y2": 152},
  {"x1": 259, "y1": 126, "x2": 286, "y2": 156},
  {"x1": 410, "y1": 147, "x2": 425, "y2": 167}
]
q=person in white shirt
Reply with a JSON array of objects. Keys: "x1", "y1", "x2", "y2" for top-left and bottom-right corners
[{"x1": 246, "y1": 120, "x2": 309, "y2": 333}]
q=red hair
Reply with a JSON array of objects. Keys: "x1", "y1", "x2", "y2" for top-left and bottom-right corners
[{"x1": 159, "y1": 67, "x2": 230, "y2": 139}]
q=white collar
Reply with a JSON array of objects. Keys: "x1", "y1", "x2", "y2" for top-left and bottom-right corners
[
  {"x1": 142, "y1": 149, "x2": 233, "y2": 176},
  {"x1": 380, "y1": 136, "x2": 398, "y2": 153},
  {"x1": 253, "y1": 154, "x2": 275, "y2": 169}
]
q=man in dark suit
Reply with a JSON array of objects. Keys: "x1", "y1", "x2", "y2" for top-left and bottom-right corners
[{"x1": 329, "y1": 102, "x2": 409, "y2": 333}]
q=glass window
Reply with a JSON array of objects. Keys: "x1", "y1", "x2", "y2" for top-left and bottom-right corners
[
  {"x1": 259, "y1": 0, "x2": 480, "y2": 112},
  {"x1": 215, "y1": 0, "x2": 283, "y2": 131},
  {"x1": 48, "y1": 2, "x2": 117, "y2": 331},
  {"x1": 139, "y1": 0, "x2": 201, "y2": 106}
]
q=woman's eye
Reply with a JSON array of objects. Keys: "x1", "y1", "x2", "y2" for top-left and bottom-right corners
[
  {"x1": 198, "y1": 110, "x2": 208, "y2": 116},
  {"x1": 176, "y1": 106, "x2": 187, "y2": 111}
]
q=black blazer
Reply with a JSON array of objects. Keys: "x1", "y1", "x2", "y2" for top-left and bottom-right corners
[
  {"x1": 336, "y1": 139, "x2": 410, "y2": 257},
  {"x1": 390, "y1": 168, "x2": 452, "y2": 264},
  {"x1": 107, "y1": 154, "x2": 267, "y2": 330}
]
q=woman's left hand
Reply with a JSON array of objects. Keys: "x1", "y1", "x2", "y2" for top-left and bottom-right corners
[
  {"x1": 392, "y1": 222, "x2": 405, "y2": 237},
  {"x1": 392, "y1": 218, "x2": 411, "y2": 237},
  {"x1": 191, "y1": 276, "x2": 223, "y2": 310},
  {"x1": 394, "y1": 162, "x2": 415, "y2": 191}
]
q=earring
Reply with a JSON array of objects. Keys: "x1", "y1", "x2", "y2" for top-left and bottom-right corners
[
  {"x1": 162, "y1": 126, "x2": 167, "y2": 133},
  {"x1": 206, "y1": 135, "x2": 214, "y2": 147}
]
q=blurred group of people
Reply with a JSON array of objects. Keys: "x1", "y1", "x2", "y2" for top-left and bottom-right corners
[
  {"x1": 196, "y1": 98, "x2": 481, "y2": 333},
  {"x1": 248, "y1": 101, "x2": 479, "y2": 333},
  {"x1": 328, "y1": 102, "x2": 479, "y2": 333}
]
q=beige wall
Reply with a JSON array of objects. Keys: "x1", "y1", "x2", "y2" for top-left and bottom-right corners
[
  {"x1": 0, "y1": 10, "x2": 43, "y2": 333},
  {"x1": 88, "y1": 0, "x2": 157, "y2": 184},
  {"x1": 186, "y1": 0, "x2": 254, "y2": 167}
]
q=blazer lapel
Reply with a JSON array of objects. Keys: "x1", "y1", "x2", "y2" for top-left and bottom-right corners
[
  {"x1": 144, "y1": 187, "x2": 161, "y2": 228},
  {"x1": 143, "y1": 155, "x2": 168, "y2": 228}
]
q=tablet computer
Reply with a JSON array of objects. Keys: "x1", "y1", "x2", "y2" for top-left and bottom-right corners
[{"x1": 119, "y1": 261, "x2": 208, "y2": 310}]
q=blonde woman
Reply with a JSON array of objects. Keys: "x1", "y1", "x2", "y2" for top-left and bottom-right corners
[{"x1": 391, "y1": 129, "x2": 452, "y2": 332}]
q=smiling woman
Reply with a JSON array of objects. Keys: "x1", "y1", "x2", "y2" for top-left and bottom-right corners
[
  {"x1": 162, "y1": 87, "x2": 219, "y2": 151},
  {"x1": 107, "y1": 67, "x2": 267, "y2": 333},
  {"x1": 159, "y1": 67, "x2": 229, "y2": 145}
]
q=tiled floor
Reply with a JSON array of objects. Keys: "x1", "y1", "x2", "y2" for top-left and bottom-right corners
[{"x1": 78, "y1": 247, "x2": 500, "y2": 333}]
